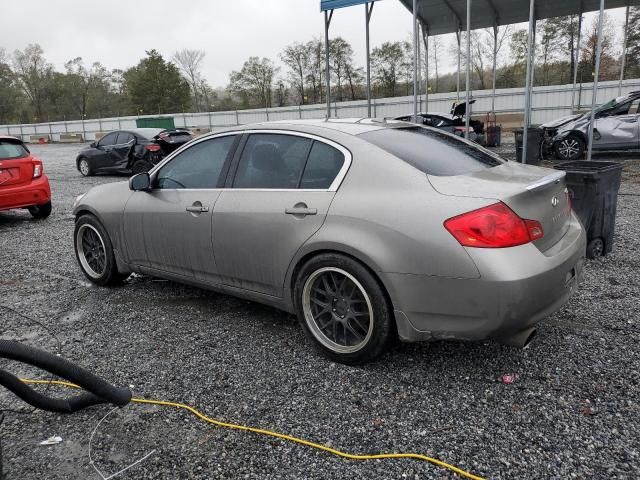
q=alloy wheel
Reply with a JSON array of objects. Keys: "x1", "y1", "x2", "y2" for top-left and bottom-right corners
[
  {"x1": 302, "y1": 267, "x2": 374, "y2": 354},
  {"x1": 558, "y1": 138, "x2": 580, "y2": 159},
  {"x1": 76, "y1": 224, "x2": 107, "y2": 278},
  {"x1": 79, "y1": 159, "x2": 90, "y2": 176}
]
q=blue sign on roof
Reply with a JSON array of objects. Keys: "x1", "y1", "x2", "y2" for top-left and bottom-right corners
[{"x1": 321, "y1": 0, "x2": 373, "y2": 12}]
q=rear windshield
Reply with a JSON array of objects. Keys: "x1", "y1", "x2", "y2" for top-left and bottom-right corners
[
  {"x1": 0, "y1": 141, "x2": 29, "y2": 160},
  {"x1": 359, "y1": 127, "x2": 504, "y2": 176}
]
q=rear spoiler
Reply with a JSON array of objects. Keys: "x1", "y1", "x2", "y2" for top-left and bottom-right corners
[{"x1": 526, "y1": 171, "x2": 565, "y2": 192}]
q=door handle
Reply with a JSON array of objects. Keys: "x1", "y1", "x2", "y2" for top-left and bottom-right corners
[
  {"x1": 285, "y1": 203, "x2": 317, "y2": 216},
  {"x1": 186, "y1": 205, "x2": 209, "y2": 213}
]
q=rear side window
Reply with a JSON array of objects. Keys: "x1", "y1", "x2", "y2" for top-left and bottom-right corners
[
  {"x1": 359, "y1": 127, "x2": 503, "y2": 176},
  {"x1": 0, "y1": 141, "x2": 29, "y2": 160},
  {"x1": 116, "y1": 132, "x2": 134, "y2": 144},
  {"x1": 300, "y1": 142, "x2": 344, "y2": 189},
  {"x1": 233, "y1": 134, "x2": 312, "y2": 189}
]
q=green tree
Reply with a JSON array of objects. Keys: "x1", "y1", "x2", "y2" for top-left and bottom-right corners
[
  {"x1": 123, "y1": 50, "x2": 191, "y2": 115},
  {"x1": 624, "y1": 7, "x2": 640, "y2": 79},
  {"x1": 0, "y1": 48, "x2": 23, "y2": 124},
  {"x1": 371, "y1": 42, "x2": 405, "y2": 97},
  {"x1": 228, "y1": 57, "x2": 278, "y2": 108}
]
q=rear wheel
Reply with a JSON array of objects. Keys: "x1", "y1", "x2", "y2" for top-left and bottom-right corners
[
  {"x1": 131, "y1": 159, "x2": 153, "y2": 175},
  {"x1": 555, "y1": 134, "x2": 585, "y2": 161},
  {"x1": 294, "y1": 254, "x2": 393, "y2": 364},
  {"x1": 74, "y1": 215, "x2": 128, "y2": 285},
  {"x1": 28, "y1": 201, "x2": 52, "y2": 219},
  {"x1": 587, "y1": 237, "x2": 604, "y2": 259},
  {"x1": 78, "y1": 158, "x2": 93, "y2": 176}
]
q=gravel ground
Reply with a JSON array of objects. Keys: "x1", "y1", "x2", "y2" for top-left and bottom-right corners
[{"x1": 1, "y1": 137, "x2": 639, "y2": 479}]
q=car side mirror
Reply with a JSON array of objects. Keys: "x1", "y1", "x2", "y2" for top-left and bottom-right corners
[
  {"x1": 90, "y1": 142, "x2": 97, "y2": 148},
  {"x1": 129, "y1": 173, "x2": 151, "y2": 191}
]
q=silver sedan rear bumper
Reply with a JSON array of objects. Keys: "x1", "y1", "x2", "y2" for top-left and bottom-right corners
[{"x1": 382, "y1": 213, "x2": 586, "y2": 343}]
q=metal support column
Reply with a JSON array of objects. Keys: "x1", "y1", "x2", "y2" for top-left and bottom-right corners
[
  {"x1": 491, "y1": 24, "x2": 498, "y2": 112},
  {"x1": 423, "y1": 26, "x2": 429, "y2": 110},
  {"x1": 412, "y1": 0, "x2": 418, "y2": 121},
  {"x1": 417, "y1": 22, "x2": 422, "y2": 111},
  {"x1": 365, "y1": 2, "x2": 374, "y2": 117},
  {"x1": 324, "y1": 9, "x2": 334, "y2": 118},
  {"x1": 570, "y1": 8, "x2": 583, "y2": 114},
  {"x1": 619, "y1": 4, "x2": 630, "y2": 96},
  {"x1": 456, "y1": 29, "x2": 461, "y2": 102},
  {"x1": 522, "y1": 0, "x2": 536, "y2": 163},
  {"x1": 464, "y1": 0, "x2": 471, "y2": 139},
  {"x1": 587, "y1": 0, "x2": 606, "y2": 162}
]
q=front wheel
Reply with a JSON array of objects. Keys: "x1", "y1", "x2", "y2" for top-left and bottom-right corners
[
  {"x1": 78, "y1": 158, "x2": 93, "y2": 176},
  {"x1": 294, "y1": 254, "x2": 393, "y2": 364},
  {"x1": 28, "y1": 201, "x2": 52, "y2": 219},
  {"x1": 555, "y1": 134, "x2": 585, "y2": 161},
  {"x1": 74, "y1": 215, "x2": 128, "y2": 285}
]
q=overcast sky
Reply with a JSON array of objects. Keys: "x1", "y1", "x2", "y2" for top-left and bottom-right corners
[{"x1": 1, "y1": 1, "x2": 628, "y2": 88}]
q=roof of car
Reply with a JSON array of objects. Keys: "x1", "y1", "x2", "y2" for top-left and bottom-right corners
[
  {"x1": 230, "y1": 118, "x2": 413, "y2": 136},
  {"x1": 0, "y1": 135, "x2": 22, "y2": 143}
]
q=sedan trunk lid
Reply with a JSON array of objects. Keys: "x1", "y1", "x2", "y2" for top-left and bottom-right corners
[{"x1": 429, "y1": 162, "x2": 572, "y2": 252}]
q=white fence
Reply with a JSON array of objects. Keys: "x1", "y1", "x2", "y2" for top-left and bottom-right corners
[{"x1": 1, "y1": 79, "x2": 639, "y2": 142}]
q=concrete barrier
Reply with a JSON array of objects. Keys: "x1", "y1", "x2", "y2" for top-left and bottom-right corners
[
  {"x1": 28, "y1": 135, "x2": 50, "y2": 144},
  {"x1": 59, "y1": 133, "x2": 84, "y2": 143}
]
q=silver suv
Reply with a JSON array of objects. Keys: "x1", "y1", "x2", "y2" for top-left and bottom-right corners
[{"x1": 543, "y1": 91, "x2": 640, "y2": 160}]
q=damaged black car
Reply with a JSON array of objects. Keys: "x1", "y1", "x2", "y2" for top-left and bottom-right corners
[{"x1": 75, "y1": 128, "x2": 193, "y2": 176}]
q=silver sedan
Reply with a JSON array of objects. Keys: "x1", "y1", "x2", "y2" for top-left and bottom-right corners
[{"x1": 73, "y1": 119, "x2": 585, "y2": 364}]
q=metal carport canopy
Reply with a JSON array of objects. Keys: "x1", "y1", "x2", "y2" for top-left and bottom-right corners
[{"x1": 398, "y1": 0, "x2": 631, "y2": 35}]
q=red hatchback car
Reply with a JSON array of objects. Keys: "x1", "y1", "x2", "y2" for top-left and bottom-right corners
[{"x1": 0, "y1": 136, "x2": 52, "y2": 219}]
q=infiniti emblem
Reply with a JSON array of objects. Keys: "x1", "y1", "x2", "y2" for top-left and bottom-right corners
[{"x1": 551, "y1": 196, "x2": 559, "y2": 207}]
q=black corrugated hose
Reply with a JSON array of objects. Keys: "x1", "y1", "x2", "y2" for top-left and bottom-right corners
[{"x1": 0, "y1": 340, "x2": 131, "y2": 478}]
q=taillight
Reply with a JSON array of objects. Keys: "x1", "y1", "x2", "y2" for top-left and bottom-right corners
[
  {"x1": 145, "y1": 144, "x2": 161, "y2": 152},
  {"x1": 33, "y1": 162, "x2": 42, "y2": 178},
  {"x1": 444, "y1": 202, "x2": 544, "y2": 248}
]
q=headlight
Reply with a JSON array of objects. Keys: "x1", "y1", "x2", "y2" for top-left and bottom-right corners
[
  {"x1": 553, "y1": 130, "x2": 570, "y2": 142},
  {"x1": 72, "y1": 193, "x2": 86, "y2": 210}
]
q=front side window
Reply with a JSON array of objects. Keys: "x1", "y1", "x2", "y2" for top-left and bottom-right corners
[
  {"x1": 98, "y1": 132, "x2": 118, "y2": 147},
  {"x1": 233, "y1": 134, "x2": 312, "y2": 189},
  {"x1": 156, "y1": 135, "x2": 236, "y2": 189},
  {"x1": 360, "y1": 127, "x2": 503, "y2": 177}
]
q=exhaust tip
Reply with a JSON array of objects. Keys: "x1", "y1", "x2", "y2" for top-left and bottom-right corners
[{"x1": 498, "y1": 327, "x2": 537, "y2": 349}]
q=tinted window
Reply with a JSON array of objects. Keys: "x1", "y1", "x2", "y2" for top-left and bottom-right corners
[
  {"x1": 156, "y1": 135, "x2": 236, "y2": 189},
  {"x1": 630, "y1": 99, "x2": 640, "y2": 115},
  {"x1": 300, "y1": 142, "x2": 344, "y2": 189},
  {"x1": 98, "y1": 132, "x2": 118, "y2": 146},
  {"x1": 0, "y1": 141, "x2": 29, "y2": 160},
  {"x1": 116, "y1": 132, "x2": 134, "y2": 144},
  {"x1": 359, "y1": 127, "x2": 503, "y2": 177},
  {"x1": 233, "y1": 134, "x2": 312, "y2": 189}
]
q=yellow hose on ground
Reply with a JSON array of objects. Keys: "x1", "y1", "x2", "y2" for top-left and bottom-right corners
[{"x1": 19, "y1": 378, "x2": 485, "y2": 480}]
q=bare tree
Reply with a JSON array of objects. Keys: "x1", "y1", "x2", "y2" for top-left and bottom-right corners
[
  {"x1": 229, "y1": 57, "x2": 278, "y2": 108},
  {"x1": 173, "y1": 49, "x2": 206, "y2": 112},
  {"x1": 13, "y1": 44, "x2": 53, "y2": 122},
  {"x1": 281, "y1": 42, "x2": 310, "y2": 104}
]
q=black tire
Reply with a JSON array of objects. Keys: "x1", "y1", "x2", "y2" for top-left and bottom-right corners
[
  {"x1": 555, "y1": 134, "x2": 585, "y2": 161},
  {"x1": 294, "y1": 253, "x2": 393, "y2": 365},
  {"x1": 586, "y1": 237, "x2": 605, "y2": 259},
  {"x1": 74, "y1": 214, "x2": 128, "y2": 286},
  {"x1": 28, "y1": 201, "x2": 52, "y2": 219},
  {"x1": 131, "y1": 159, "x2": 153, "y2": 175},
  {"x1": 78, "y1": 157, "x2": 93, "y2": 177}
]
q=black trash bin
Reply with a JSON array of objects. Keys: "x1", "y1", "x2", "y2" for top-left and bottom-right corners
[
  {"x1": 486, "y1": 125, "x2": 502, "y2": 147},
  {"x1": 514, "y1": 127, "x2": 543, "y2": 164},
  {"x1": 554, "y1": 160, "x2": 623, "y2": 259}
]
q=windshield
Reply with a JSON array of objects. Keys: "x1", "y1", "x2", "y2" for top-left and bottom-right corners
[
  {"x1": 594, "y1": 96, "x2": 627, "y2": 114},
  {"x1": 0, "y1": 141, "x2": 29, "y2": 160},
  {"x1": 359, "y1": 127, "x2": 504, "y2": 177}
]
